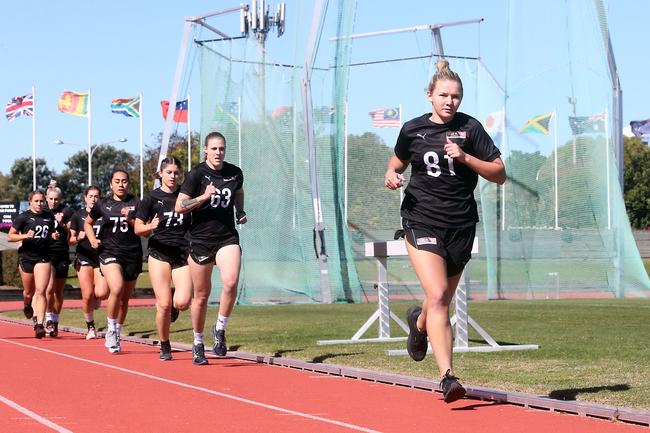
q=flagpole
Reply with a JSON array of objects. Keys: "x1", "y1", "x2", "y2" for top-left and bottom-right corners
[
  {"x1": 553, "y1": 110, "x2": 559, "y2": 230},
  {"x1": 139, "y1": 93, "x2": 144, "y2": 199},
  {"x1": 31, "y1": 86, "x2": 36, "y2": 190},
  {"x1": 238, "y1": 96, "x2": 242, "y2": 169},
  {"x1": 501, "y1": 114, "x2": 507, "y2": 231},
  {"x1": 187, "y1": 93, "x2": 191, "y2": 172},
  {"x1": 604, "y1": 108, "x2": 611, "y2": 230},
  {"x1": 344, "y1": 101, "x2": 348, "y2": 224},
  {"x1": 399, "y1": 104, "x2": 404, "y2": 212},
  {"x1": 88, "y1": 89, "x2": 92, "y2": 187}
]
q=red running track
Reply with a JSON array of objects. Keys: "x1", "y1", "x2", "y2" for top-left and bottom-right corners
[{"x1": 0, "y1": 320, "x2": 646, "y2": 433}]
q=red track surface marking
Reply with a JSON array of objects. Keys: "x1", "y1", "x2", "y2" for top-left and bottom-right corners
[{"x1": 0, "y1": 320, "x2": 646, "y2": 433}]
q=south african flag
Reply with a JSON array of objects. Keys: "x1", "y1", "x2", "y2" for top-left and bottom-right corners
[{"x1": 111, "y1": 97, "x2": 141, "y2": 118}]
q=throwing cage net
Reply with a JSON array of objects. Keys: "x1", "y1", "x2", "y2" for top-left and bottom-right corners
[{"x1": 195, "y1": 0, "x2": 649, "y2": 304}]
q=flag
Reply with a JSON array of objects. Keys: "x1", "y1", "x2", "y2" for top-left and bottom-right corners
[
  {"x1": 160, "y1": 99, "x2": 188, "y2": 123},
  {"x1": 5, "y1": 93, "x2": 34, "y2": 122},
  {"x1": 217, "y1": 101, "x2": 239, "y2": 124},
  {"x1": 271, "y1": 105, "x2": 290, "y2": 121},
  {"x1": 630, "y1": 119, "x2": 650, "y2": 137},
  {"x1": 568, "y1": 111, "x2": 606, "y2": 135},
  {"x1": 484, "y1": 110, "x2": 504, "y2": 135},
  {"x1": 111, "y1": 97, "x2": 141, "y2": 118},
  {"x1": 520, "y1": 112, "x2": 553, "y2": 135},
  {"x1": 57, "y1": 90, "x2": 89, "y2": 117},
  {"x1": 369, "y1": 107, "x2": 400, "y2": 128}
]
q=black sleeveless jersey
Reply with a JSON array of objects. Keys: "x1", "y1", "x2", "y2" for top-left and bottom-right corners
[
  {"x1": 136, "y1": 187, "x2": 189, "y2": 249},
  {"x1": 89, "y1": 195, "x2": 142, "y2": 260},
  {"x1": 395, "y1": 112, "x2": 501, "y2": 227},
  {"x1": 48, "y1": 204, "x2": 74, "y2": 257},
  {"x1": 70, "y1": 209, "x2": 103, "y2": 260},
  {"x1": 12, "y1": 209, "x2": 56, "y2": 259},
  {"x1": 180, "y1": 161, "x2": 243, "y2": 243}
]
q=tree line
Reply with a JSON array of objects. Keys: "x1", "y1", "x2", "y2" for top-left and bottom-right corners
[{"x1": 1, "y1": 131, "x2": 648, "y2": 230}]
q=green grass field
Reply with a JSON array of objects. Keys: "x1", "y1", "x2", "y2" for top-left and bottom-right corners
[{"x1": 5, "y1": 298, "x2": 649, "y2": 410}]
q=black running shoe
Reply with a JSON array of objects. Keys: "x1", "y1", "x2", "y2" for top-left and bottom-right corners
[
  {"x1": 51, "y1": 322, "x2": 59, "y2": 337},
  {"x1": 34, "y1": 324, "x2": 46, "y2": 339},
  {"x1": 45, "y1": 320, "x2": 54, "y2": 335},
  {"x1": 23, "y1": 304, "x2": 33, "y2": 319},
  {"x1": 159, "y1": 341, "x2": 173, "y2": 361},
  {"x1": 406, "y1": 305, "x2": 428, "y2": 361},
  {"x1": 211, "y1": 325, "x2": 227, "y2": 357},
  {"x1": 192, "y1": 343, "x2": 208, "y2": 365},
  {"x1": 170, "y1": 306, "x2": 179, "y2": 323},
  {"x1": 440, "y1": 369, "x2": 466, "y2": 403}
]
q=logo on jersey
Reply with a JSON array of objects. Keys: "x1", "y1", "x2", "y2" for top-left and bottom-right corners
[
  {"x1": 446, "y1": 131, "x2": 467, "y2": 146},
  {"x1": 106, "y1": 206, "x2": 113, "y2": 211},
  {"x1": 224, "y1": 176, "x2": 238, "y2": 182},
  {"x1": 157, "y1": 200, "x2": 164, "y2": 205},
  {"x1": 416, "y1": 133, "x2": 427, "y2": 140},
  {"x1": 204, "y1": 175, "x2": 212, "y2": 182},
  {"x1": 416, "y1": 237, "x2": 437, "y2": 246}
]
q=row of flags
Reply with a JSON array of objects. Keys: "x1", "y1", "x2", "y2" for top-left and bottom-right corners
[
  {"x1": 4, "y1": 90, "x2": 190, "y2": 123},
  {"x1": 9, "y1": 90, "x2": 644, "y2": 139}
]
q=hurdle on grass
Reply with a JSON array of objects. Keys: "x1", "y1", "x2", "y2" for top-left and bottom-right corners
[{"x1": 319, "y1": 238, "x2": 539, "y2": 353}]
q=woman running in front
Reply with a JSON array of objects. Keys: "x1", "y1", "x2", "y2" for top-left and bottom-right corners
[
  {"x1": 84, "y1": 169, "x2": 142, "y2": 353},
  {"x1": 135, "y1": 157, "x2": 192, "y2": 361},
  {"x1": 175, "y1": 131, "x2": 247, "y2": 365},
  {"x1": 69, "y1": 186, "x2": 108, "y2": 339},
  {"x1": 384, "y1": 60, "x2": 506, "y2": 403},
  {"x1": 44, "y1": 186, "x2": 75, "y2": 337},
  {"x1": 8, "y1": 191, "x2": 57, "y2": 338}
]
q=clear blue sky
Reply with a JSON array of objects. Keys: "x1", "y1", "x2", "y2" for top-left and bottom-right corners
[{"x1": 0, "y1": 1, "x2": 645, "y2": 175}]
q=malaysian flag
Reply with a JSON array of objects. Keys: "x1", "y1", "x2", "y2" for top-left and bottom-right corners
[
  {"x1": 369, "y1": 107, "x2": 400, "y2": 128},
  {"x1": 5, "y1": 93, "x2": 34, "y2": 122}
]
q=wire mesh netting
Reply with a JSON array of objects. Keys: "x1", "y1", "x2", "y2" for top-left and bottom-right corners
[{"x1": 197, "y1": 0, "x2": 649, "y2": 304}]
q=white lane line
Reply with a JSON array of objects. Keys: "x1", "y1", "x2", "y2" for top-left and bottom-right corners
[
  {"x1": 0, "y1": 338, "x2": 382, "y2": 433},
  {"x1": 0, "y1": 394, "x2": 73, "y2": 433}
]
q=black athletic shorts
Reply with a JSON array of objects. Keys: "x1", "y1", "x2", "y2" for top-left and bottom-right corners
[
  {"x1": 50, "y1": 254, "x2": 71, "y2": 279},
  {"x1": 402, "y1": 219, "x2": 476, "y2": 277},
  {"x1": 189, "y1": 235, "x2": 240, "y2": 265},
  {"x1": 148, "y1": 244, "x2": 189, "y2": 270},
  {"x1": 19, "y1": 257, "x2": 50, "y2": 274},
  {"x1": 99, "y1": 253, "x2": 143, "y2": 282},
  {"x1": 75, "y1": 253, "x2": 100, "y2": 270}
]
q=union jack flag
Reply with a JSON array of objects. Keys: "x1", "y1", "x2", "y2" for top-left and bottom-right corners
[
  {"x1": 5, "y1": 93, "x2": 34, "y2": 122},
  {"x1": 369, "y1": 107, "x2": 400, "y2": 128}
]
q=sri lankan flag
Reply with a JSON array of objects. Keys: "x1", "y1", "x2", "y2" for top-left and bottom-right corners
[
  {"x1": 520, "y1": 112, "x2": 554, "y2": 135},
  {"x1": 57, "y1": 90, "x2": 89, "y2": 117},
  {"x1": 111, "y1": 97, "x2": 141, "y2": 118}
]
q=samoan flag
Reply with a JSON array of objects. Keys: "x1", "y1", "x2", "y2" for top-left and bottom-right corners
[
  {"x1": 5, "y1": 93, "x2": 34, "y2": 122},
  {"x1": 161, "y1": 99, "x2": 188, "y2": 123},
  {"x1": 111, "y1": 97, "x2": 141, "y2": 118}
]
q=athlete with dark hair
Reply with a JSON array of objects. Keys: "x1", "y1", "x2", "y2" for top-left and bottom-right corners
[
  {"x1": 84, "y1": 169, "x2": 142, "y2": 353},
  {"x1": 69, "y1": 186, "x2": 108, "y2": 339},
  {"x1": 135, "y1": 157, "x2": 192, "y2": 361},
  {"x1": 385, "y1": 60, "x2": 506, "y2": 403},
  {"x1": 8, "y1": 191, "x2": 57, "y2": 338},
  {"x1": 176, "y1": 132, "x2": 247, "y2": 365}
]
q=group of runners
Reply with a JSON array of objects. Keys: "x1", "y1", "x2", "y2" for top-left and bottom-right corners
[
  {"x1": 9, "y1": 132, "x2": 245, "y2": 365},
  {"x1": 7, "y1": 61, "x2": 505, "y2": 403}
]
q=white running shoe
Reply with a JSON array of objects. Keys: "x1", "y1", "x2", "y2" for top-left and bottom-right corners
[
  {"x1": 105, "y1": 330, "x2": 121, "y2": 353},
  {"x1": 86, "y1": 327, "x2": 97, "y2": 340}
]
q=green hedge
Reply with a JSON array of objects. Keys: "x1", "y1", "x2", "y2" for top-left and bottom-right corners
[{"x1": 0, "y1": 249, "x2": 20, "y2": 287}]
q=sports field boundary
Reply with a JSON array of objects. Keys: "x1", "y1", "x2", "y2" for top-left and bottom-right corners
[{"x1": 1, "y1": 314, "x2": 648, "y2": 428}]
